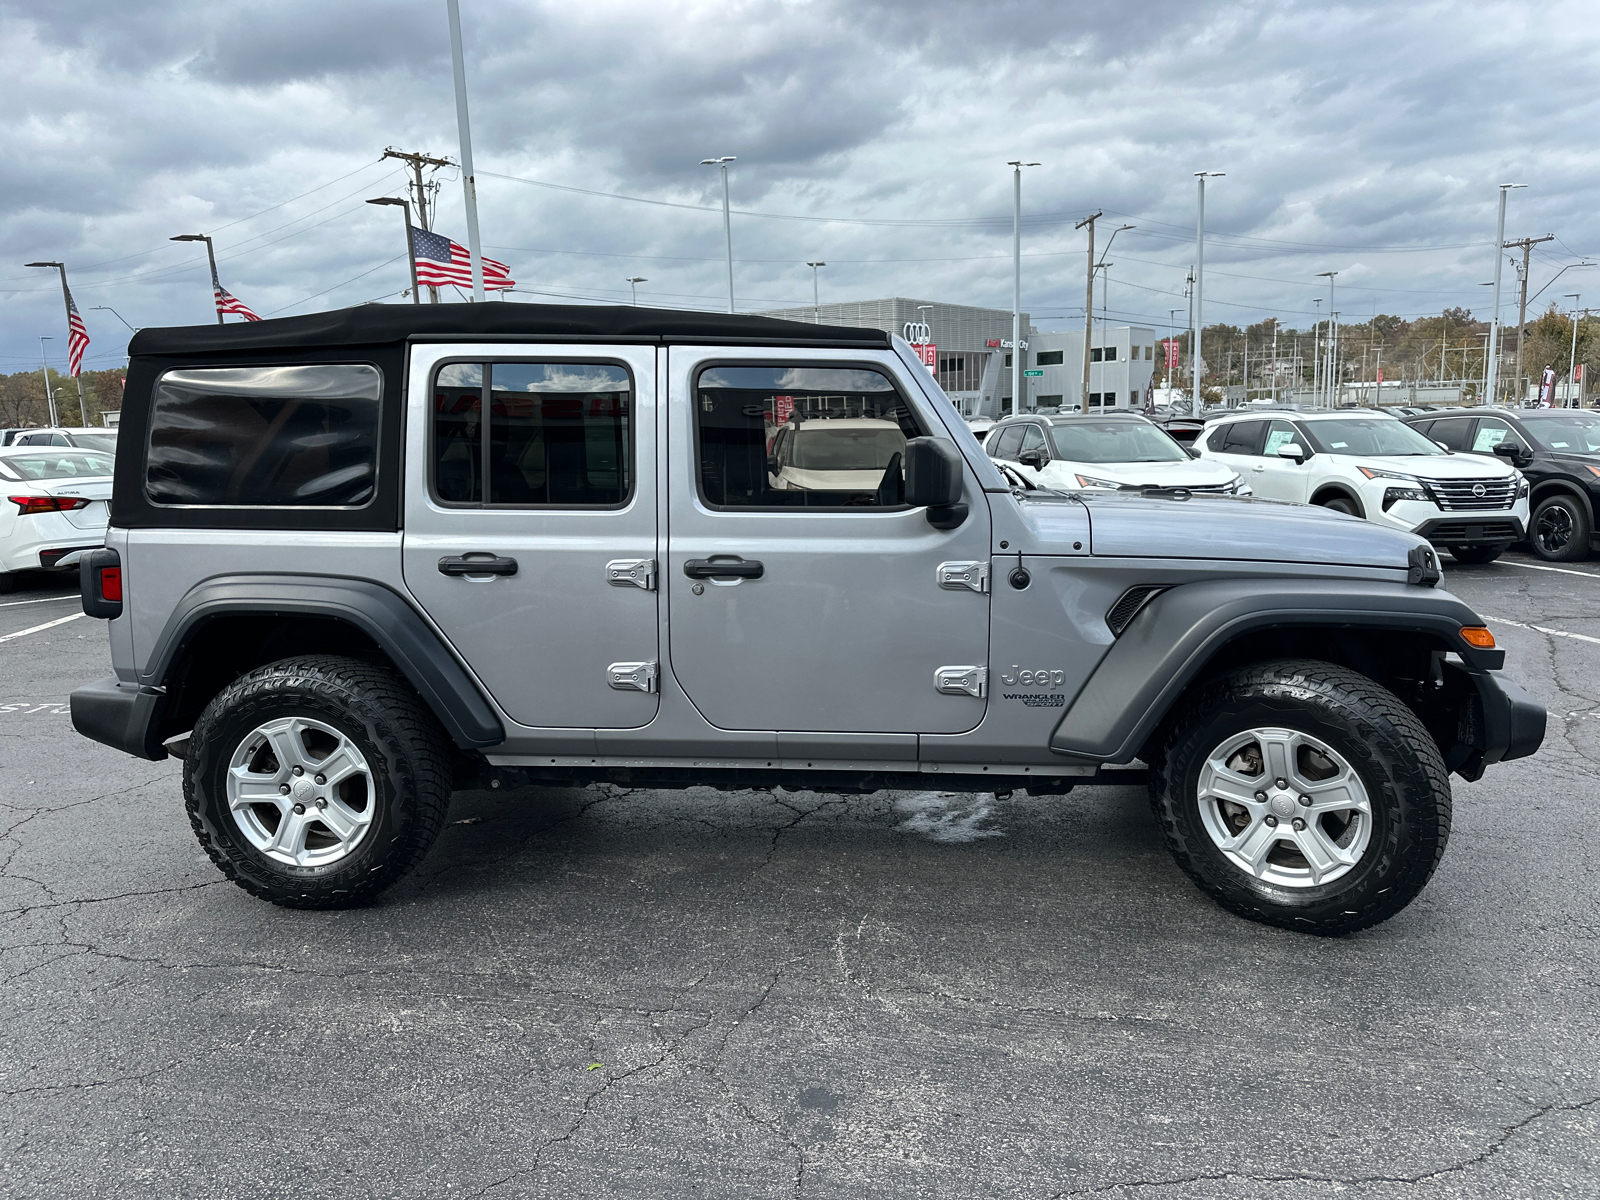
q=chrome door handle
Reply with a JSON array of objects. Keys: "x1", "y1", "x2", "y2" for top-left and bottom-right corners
[
  {"x1": 438, "y1": 554, "x2": 518, "y2": 577},
  {"x1": 683, "y1": 558, "x2": 764, "y2": 580}
]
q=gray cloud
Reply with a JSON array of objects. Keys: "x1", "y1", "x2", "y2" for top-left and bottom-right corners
[{"x1": 2, "y1": 0, "x2": 1597, "y2": 374}]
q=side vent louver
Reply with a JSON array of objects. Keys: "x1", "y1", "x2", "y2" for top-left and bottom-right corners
[{"x1": 1105, "y1": 585, "x2": 1168, "y2": 637}]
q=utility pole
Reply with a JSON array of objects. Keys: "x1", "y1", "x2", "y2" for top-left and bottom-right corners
[
  {"x1": 383, "y1": 147, "x2": 452, "y2": 303},
  {"x1": 1184, "y1": 268, "x2": 1195, "y2": 395},
  {"x1": 1505, "y1": 234, "x2": 1555, "y2": 405},
  {"x1": 1566, "y1": 294, "x2": 1582, "y2": 406},
  {"x1": 1485, "y1": 184, "x2": 1525, "y2": 407},
  {"x1": 1312, "y1": 299, "x2": 1322, "y2": 405},
  {"x1": 1075, "y1": 210, "x2": 1102, "y2": 408},
  {"x1": 38, "y1": 336, "x2": 58, "y2": 427},
  {"x1": 1193, "y1": 172, "x2": 1224, "y2": 416}
]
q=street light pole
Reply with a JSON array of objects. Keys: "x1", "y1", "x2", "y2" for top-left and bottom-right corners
[
  {"x1": 25, "y1": 261, "x2": 90, "y2": 423},
  {"x1": 366, "y1": 198, "x2": 420, "y2": 304},
  {"x1": 626, "y1": 277, "x2": 647, "y2": 306},
  {"x1": 38, "y1": 337, "x2": 57, "y2": 427},
  {"x1": 1485, "y1": 183, "x2": 1525, "y2": 407},
  {"x1": 168, "y1": 234, "x2": 223, "y2": 324},
  {"x1": 1091, "y1": 224, "x2": 1134, "y2": 408},
  {"x1": 446, "y1": 0, "x2": 486, "y2": 301},
  {"x1": 1316, "y1": 272, "x2": 1338, "y2": 408},
  {"x1": 1008, "y1": 160, "x2": 1040, "y2": 413},
  {"x1": 806, "y1": 261, "x2": 825, "y2": 322},
  {"x1": 1193, "y1": 172, "x2": 1224, "y2": 416},
  {"x1": 91, "y1": 306, "x2": 137, "y2": 333},
  {"x1": 700, "y1": 157, "x2": 737, "y2": 313}
]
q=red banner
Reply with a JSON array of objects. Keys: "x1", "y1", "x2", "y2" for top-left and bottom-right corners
[
  {"x1": 1163, "y1": 339, "x2": 1180, "y2": 369},
  {"x1": 915, "y1": 342, "x2": 937, "y2": 373}
]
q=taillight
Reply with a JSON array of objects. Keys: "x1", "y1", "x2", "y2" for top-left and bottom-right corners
[
  {"x1": 8, "y1": 495, "x2": 90, "y2": 515},
  {"x1": 99, "y1": 567, "x2": 122, "y2": 602},
  {"x1": 81, "y1": 547, "x2": 122, "y2": 620}
]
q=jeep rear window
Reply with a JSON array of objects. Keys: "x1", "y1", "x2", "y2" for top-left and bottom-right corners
[
  {"x1": 693, "y1": 365, "x2": 923, "y2": 509},
  {"x1": 145, "y1": 365, "x2": 380, "y2": 507},
  {"x1": 431, "y1": 361, "x2": 632, "y2": 508}
]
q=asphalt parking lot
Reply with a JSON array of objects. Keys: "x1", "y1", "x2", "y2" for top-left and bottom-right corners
[{"x1": 1, "y1": 551, "x2": 1596, "y2": 1199}]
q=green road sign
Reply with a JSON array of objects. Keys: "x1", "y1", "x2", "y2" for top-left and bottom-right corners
[{"x1": 1023, "y1": 369, "x2": 1044, "y2": 377}]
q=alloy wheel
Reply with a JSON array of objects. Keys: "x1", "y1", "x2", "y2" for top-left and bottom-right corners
[
  {"x1": 1196, "y1": 727, "x2": 1373, "y2": 889},
  {"x1": 225, "y1": 716, "x2": 375, "y2": 867}
]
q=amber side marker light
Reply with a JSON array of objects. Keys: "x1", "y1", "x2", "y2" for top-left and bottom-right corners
[{"x1": 1460, "y1": 626, "x2": 1497, "y2": 649}]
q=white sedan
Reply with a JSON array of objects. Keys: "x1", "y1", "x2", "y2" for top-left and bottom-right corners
[
  {"x1": 0, "y1": 448, "x2": 115, "y2": 592},
  {"x1": 986, "y1": 412, "x2": 1250, "y2": 494}
]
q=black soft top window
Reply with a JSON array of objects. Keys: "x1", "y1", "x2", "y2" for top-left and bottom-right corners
[{"x1": 146, "y1": 364, "x2": 380, "y2": 507}]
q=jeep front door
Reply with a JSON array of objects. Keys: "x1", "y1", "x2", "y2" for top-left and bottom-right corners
[
  {"x1": 402, "y1": 345, "x2": 659, "y2": 729},
  {"x1": 664, "y1": 350, "x2": 991, "y2": 735}
]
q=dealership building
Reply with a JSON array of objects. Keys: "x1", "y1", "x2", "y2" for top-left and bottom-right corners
[{"x1": 758, "y1": 297, "x2": 1156, "y2": 417}]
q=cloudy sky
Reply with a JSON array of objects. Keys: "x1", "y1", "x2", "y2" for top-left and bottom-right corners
[{"x1": 3, "y1": 0, "x2": 1597, "y2": 374}]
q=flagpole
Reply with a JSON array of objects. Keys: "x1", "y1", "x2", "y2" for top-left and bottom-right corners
[
  {"x1": 53, "y1": 264, "x2": 89, "y2": 424},
  {"x1": 446, "y1": 0, "x2": 486, "y2": 302}
]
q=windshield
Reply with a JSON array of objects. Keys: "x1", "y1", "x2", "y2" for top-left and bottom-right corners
[
  {"x1": 0, "y1": 451, "x2": 116, "y2": 481},
  {"x1": 1048, "y1": 420, "x2": 1188, "y2": 463},
  {"x1": 1305, "y1": 418, "x2": 1444, "y2": 457},
  {"x1": 1522, "y1": 412, "x2": 1600, "y2": 454},
  {"x1": 791, "y1": 425, "x2": 906, "y2": 471}
]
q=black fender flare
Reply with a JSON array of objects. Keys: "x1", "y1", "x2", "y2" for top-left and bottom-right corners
[
  {"x1": 1049, "y1": 577, "x2": 1511, "y2": 763},
  {"x1": 142, "y1": 574, "x2": 505, "y2": 749}
]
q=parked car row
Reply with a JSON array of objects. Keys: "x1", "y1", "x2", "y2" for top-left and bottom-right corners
[
  {"x1": 0, "y1": 426, "x2": 119, "y2": 451},
  {"x1": 0, "y1": 446, "x2": 116, "y2": 591},
  {"x1": 974, "y1": 403, "x2": 1598, "y2": 563}
]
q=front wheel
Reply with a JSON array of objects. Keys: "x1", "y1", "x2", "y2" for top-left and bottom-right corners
[
  {"x1": 1448, "y1": 543, "x2": 1508, "y2": 564},
  {"x1": 185, "y1": 655, "x2": 452, "y2": 908},
  {"x1": 1149, "y1": 659, "x2": 1451, "y2": 936},
  {"x1": 1317, "y1": 496, "x2": 1358, "y2": 517},
  {"x1": 1531, "y1": 494, "x2": 1591, "y2": 562}
]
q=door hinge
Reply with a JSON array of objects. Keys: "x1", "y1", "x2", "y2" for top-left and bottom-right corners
[
  {"x1": 605, "y1": 559, "x2": 657, "y2": 590},
  {"x1": 936, "y1": 561, "x2": 990, "y2": 594},
  {"x1": 935, "y1": 665, "x2": 987, "y2": 698},
  {"x1": 607, "y1": 661, "x2": 659, "y2": 693}
]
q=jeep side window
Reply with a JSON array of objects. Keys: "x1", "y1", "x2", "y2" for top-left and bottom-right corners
[
  {"x1": 146, "y1": 364, "x2": 381, "y2": 507},
  {"x1": 990, "y1": 424, "x2": 1025, "y2": 461},
  {"x1": 694, "y1": 365, "x2": 922, "y2": 508},
  {"x1": 430, "y1": 361, "x2": 633, "y2": 507}
]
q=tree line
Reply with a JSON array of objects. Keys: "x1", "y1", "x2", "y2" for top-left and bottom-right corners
[
  {"x1": 0, "y1": 367, "x2": 124, "y2": 429},
  {"x1": 1154, "y1": 306, "x2": 1600, "y2": 402}
]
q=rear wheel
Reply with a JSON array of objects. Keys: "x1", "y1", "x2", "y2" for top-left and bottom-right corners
[
  {"x1": 1149, "y1": 659, "x2": 1451, "y2": 935},
  {"x1": 1448, "y1": 543, "x2": 1507, "y2": 564},
  {"x1": 185, "y1": 655, "x2": 451, "y2": 908},
  {"x1": 1530, "y1": 494, "x2": 1591, "y2": 562},
  {"x1": 0, "y1": 571, "x2": 15, "y2": 594}
]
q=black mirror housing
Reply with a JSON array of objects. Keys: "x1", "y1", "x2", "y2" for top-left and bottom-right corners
[
  {"x1": 903, "y1": 437, "x2": 967, "y2": 529},
  {"x1": 1017, "y1": 448, "x2": 1046, "y2": 469}
]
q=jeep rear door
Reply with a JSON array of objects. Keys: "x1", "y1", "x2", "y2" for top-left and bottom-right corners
[
  {"x1": 401, "y1": 344, "x2": 660, "y2": 730},
  {"x1": 663, "y1": 347, "x2": 991, "y2": 735}
]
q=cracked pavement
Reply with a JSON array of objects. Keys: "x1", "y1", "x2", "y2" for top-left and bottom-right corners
[{"x1": 0, "y1": 553, "x2": 1596, "y2": 1198}]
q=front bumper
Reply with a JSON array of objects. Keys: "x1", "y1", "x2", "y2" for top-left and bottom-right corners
[
  {"x1": 1412, "y1": 515, "x2": 1526, "y2": 548},
  {"x1": 1445, "y1": 665, "x2": 1546, "y2": 781},
  {"x1": 69, "y1": 676, "x2": 169, "y2": 761}
]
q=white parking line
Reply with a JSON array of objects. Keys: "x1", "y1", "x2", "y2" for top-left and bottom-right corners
[
  {"x1": 1493, "y1": 560, "x2": 1600, "y2": 580},
  {"x1": 0, "y1": 593, "x2": 80, "y2": 609},
  {"x1": 1481, "y1": 614, "x2": 1600, "y2": 647},
  {"x1": 0, "y1": 612, "x2": 85, "y2": 644}
]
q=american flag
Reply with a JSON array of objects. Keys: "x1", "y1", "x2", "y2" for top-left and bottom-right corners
[
  {"x1": 411, "y1": 226, "x2": 515, "y2": 290},
  {"x1": 212, "y1": 268, "x2": 261, "y2": 321},
  {"x1": 65, "y1": 285, "x2": 90, "y2": 377}
]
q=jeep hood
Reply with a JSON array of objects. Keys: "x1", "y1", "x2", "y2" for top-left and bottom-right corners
[{"x1": 1071, "y1": 493, "x2": 1424, "y2": 567}]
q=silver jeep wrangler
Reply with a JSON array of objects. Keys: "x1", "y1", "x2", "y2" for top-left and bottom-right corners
[{"x1": 71, "y1": 304, "x2": 1545, "y2": 934}]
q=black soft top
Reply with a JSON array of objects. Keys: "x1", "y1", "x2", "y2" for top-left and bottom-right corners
[{"x1": 129, "y1": 301, "x2": 890, "y2": 357}]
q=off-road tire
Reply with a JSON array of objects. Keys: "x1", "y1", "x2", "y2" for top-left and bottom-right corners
[
  {"x1": 185, "y1": 655, "x2": 451, "y2": 908},
  {"x1": 1148, "y1": 658, "x2": 1451, "y2": 936},
  {"x1": 1448, "y1": 543, "x2": 1508, "y2": 565},
  {"x1": 1530, "y1": 494, "x2": 1591, "y2": 562}
]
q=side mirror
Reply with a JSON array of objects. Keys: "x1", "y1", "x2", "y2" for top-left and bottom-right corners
[
  {"x1": 1017, "y1": 448, "x2": 1046, "y2": 469},
  {"x1": 1276, "y1": 442, "x2": 1307, "y2": 464},
  {"x1": 1186, "y1": 446, "x2": 1202, "y2": 459},
  {"x1": 1434, "y1": 440, "x2": 1450, "y2": 452},
  {"x1": 903, "y1": 437, "x2": 967, "y2": 530},
  {"x1": 1491, "y1": 441, "x2": 1531, "y2": 465},
  {"x1": 766, "y1": 454, "x2": 780, "y2": 476}
]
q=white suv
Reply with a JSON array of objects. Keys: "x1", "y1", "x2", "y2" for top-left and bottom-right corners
[{"x1": 1198, "y1": 408, "x2": 1529, "y2": 563}]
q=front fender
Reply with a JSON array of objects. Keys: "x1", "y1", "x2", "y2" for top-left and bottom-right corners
[{"x1": 1049, "y1": 577, "x2": 1510, "y2": 763}]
